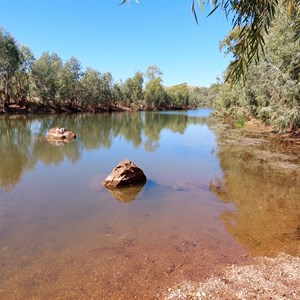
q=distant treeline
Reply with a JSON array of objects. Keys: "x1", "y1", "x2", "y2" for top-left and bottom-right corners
[{"x1": 0, "y1": 28, "x2": 216, "y2": 113}]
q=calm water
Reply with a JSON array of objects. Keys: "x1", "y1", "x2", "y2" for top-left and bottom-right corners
[{"x1": 0, "y1": 110, "x2": 299, "y2": 299}]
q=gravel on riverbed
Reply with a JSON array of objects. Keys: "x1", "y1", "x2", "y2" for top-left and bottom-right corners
[{"x1": 164, "y1": 253, "x2": 300, "y2": 300}]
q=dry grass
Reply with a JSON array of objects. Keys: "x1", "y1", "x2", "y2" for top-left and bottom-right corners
[{"x1": 164, "y1": 253, "x2": 300, "y2": 299}]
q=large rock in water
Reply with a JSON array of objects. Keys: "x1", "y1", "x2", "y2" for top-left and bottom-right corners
[
  {"x1": 103, "y1": 159, "x2": 146, "y2": 188},
  {"x1": 46, "y1": 128, "x2": 76, "y2": 140}
]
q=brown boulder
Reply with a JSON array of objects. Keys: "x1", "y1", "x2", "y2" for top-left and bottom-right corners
[
  {"x1": 103, "y1": 159, "x2": 146, "y2": 188},
  {"x1": 46, "y1": 128, "x2": 76, "y2": 141}
]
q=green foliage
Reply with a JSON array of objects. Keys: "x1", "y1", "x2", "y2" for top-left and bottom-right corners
[
  {"x1": 59, "y1": 57, "x2": 82, "y2": 108},
  {"x1": 167, "y1": 83, "x2": 189, "y2": 108},
  {"x1": 0, "y1": 29, "x2": 20, "y2": 104},
  {"x1": 0, "y1": 29, "x2": 202, "y2": 113},
  {"x1": 235, "y1": 117, "x2": 246, "y2": 128},
  {"x1": 15, "y1": 46, "x2": 35, "y2": 103},
  {"x1": 194, "y1": 0, "x2": 300, "y2": 83},
  {"x1": 0, "y1": 29, "x2": 20, "y2": 78},
  {"x1": 215, "y1": 7, "x2": 300, "y2": 130},
  {"x1": 189, "y1": 83, "x2": 220, "y2": 107},
  {"x1": 80, "y1": 68, "x2": 103, "y2": 109},
  {"x1": 145, "y1": 65, "x2": 162, "y2": 80},
  {"x1": 30, "y1": 52, "x2": 63, "y2": 106},
  {"x1": 143, "y1": 65, "x2": 168, "y2": 109},
  {"x1": 144, "y1": 77, "x2": 167, "y2": 109},
  {"x1": 112, "y1": 81, "x2": 123, "y2": 105},
  {"x1": 121, "y1": 71, "x2": 144, "y2": 107}
]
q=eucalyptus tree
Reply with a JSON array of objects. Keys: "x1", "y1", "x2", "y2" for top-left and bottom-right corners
[
  {"x1": 98, "y1": 71, "x2": 114, "y2": 108},
  {"x1": 80, "y1": 68, "x2": 103, "y2": 109},
  {"x1": 14, "y1": 46, "x2": 35, "y2": 105},
  {"x1": 144, "y1": 65, "x2": 167, "y2": 109},
  {"x1": 167, "y1": 83, "x2": 189, "y2": 108},
  {"x1": 80, "y1": 68, "x2": 113, "y2": 110},
  {"x1": 121, "y1": 71, "x2": 144, "y2": 107},
  {"x1": 145, "y1": 65, "x2": 163, "y2": 80},
  {"x1": 112, "y1": 81, "x2": 124, "y2": 105},
  {"x1": 0, "y1": 29, "x2": 20, "y2": 106},
  {"x1": 30, "y1": 52, "x2": 63, "y2": 108},
  {"x1": 59, "y1": 57, "x2": 83, "y2": 109}
]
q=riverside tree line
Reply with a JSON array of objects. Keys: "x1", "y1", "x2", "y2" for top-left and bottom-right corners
[
  {"x1": 213, "y1": 7, "x2": 300, "y2": 130},
  {"x1": 0, "y1": 28, "x2": 216, "y2": 113}
]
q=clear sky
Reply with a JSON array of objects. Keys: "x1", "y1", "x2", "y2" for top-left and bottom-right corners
[{"x1": 0, "y1": 0, "x2": 232, "y2": 87}]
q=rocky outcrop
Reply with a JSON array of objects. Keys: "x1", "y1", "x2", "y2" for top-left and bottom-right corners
[
  {"x1": 103, "y1": 159, "x2": 147, "y2": 188},
  {"x1": 46, "y1": 128, "x2": 76, "y2": 141}
]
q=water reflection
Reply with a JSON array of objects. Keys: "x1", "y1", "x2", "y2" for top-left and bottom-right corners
[
  {"x1": 211, "y1": 125, "x2": 300, "y2": 256},
  {"x1": 0, "y1": 111, "x2": 211, "y2": 191},
  {"x1": 33, "y1": 138, "x2": 80, "y2": 165},
  {"x1": 1, "y1": 110, "x2": 299, "y2": 299},
  {"x1": 104, "y1": 183, "x2": 146, "y2": 203},
  {"x1": 0, "y1": 116, "x2": 36, "y2": 191}
]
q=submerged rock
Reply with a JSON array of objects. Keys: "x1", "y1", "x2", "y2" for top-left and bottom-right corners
[
  {"x1": 46, "y1": 128, "x2": 76, "y2": 141},
  {"x1": 103, "y1": 159, "x2": 146, "y2": 188}
]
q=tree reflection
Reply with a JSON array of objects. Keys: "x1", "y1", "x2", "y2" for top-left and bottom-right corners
[
  {"x1": 0, "y1": 116, "x2": 36, "y2": 191},
  {"x1": 144, "y1": 112, "x2": 188, "y2": 143},
  {"x1": 210, "y1": 126, "x2": 300, "y2": 256},
  {"x1": 0, "y1": 111, "x2": 210, "y2": 191},
  {"x1": 104, "y1": 183, "x2": 145, "y2": 203},
  {"x1": 33, "y1": 139, "x2": 80, "y2": 165}
]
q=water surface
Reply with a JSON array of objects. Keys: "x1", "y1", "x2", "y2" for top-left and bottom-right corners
[{"x1": 0, "y1": 110, "x2": 299, "y2": 299}]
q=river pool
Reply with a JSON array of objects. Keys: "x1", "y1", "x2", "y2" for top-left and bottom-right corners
[{"x1": 0, "y1": 109, "x2": 299, "y2": 299}]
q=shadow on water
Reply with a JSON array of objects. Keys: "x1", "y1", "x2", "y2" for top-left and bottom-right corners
[{"x1": 209, "y1": 124, "x2": 300, "y2": 257}]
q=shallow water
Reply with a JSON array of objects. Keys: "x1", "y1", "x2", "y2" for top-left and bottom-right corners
[{"x1": 0, "y1": 110, "x2": 299, "y2": 299}]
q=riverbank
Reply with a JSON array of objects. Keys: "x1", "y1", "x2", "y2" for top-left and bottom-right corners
[
  {"x1": 0, "y1": 102, "x2": 194, "y2": 115},
  {"x1": 164, "y1": 253, "x2": 300, "y2": 299},
  {"x1": 214, "y1": 115, "x2": 300, "y2": 147},
  {"x1": 243, "y1": 118, "x2": 300, "y2": 146}
]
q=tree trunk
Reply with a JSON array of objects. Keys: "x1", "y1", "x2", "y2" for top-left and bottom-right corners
[{"x1": 4, "y1": 76, "x2": 10, "y2": 106}]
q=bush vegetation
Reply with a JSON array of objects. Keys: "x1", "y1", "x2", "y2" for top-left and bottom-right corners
[{"x1": 214, "y1": 7, "x2": 300, "y2": 130}]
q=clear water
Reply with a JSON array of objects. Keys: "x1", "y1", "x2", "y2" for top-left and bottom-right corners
[{"x1": 0, "y1": 110, "x2": 299, "y2": 299}]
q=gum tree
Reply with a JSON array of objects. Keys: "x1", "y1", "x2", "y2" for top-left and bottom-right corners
[{"x1": 0, "y1": 29, "x2": 20, "y2": 106}]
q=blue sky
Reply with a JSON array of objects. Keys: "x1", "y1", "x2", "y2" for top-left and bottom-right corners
[{"x1": 1, "y1": 0, "x2": 232, "y2": 87}]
